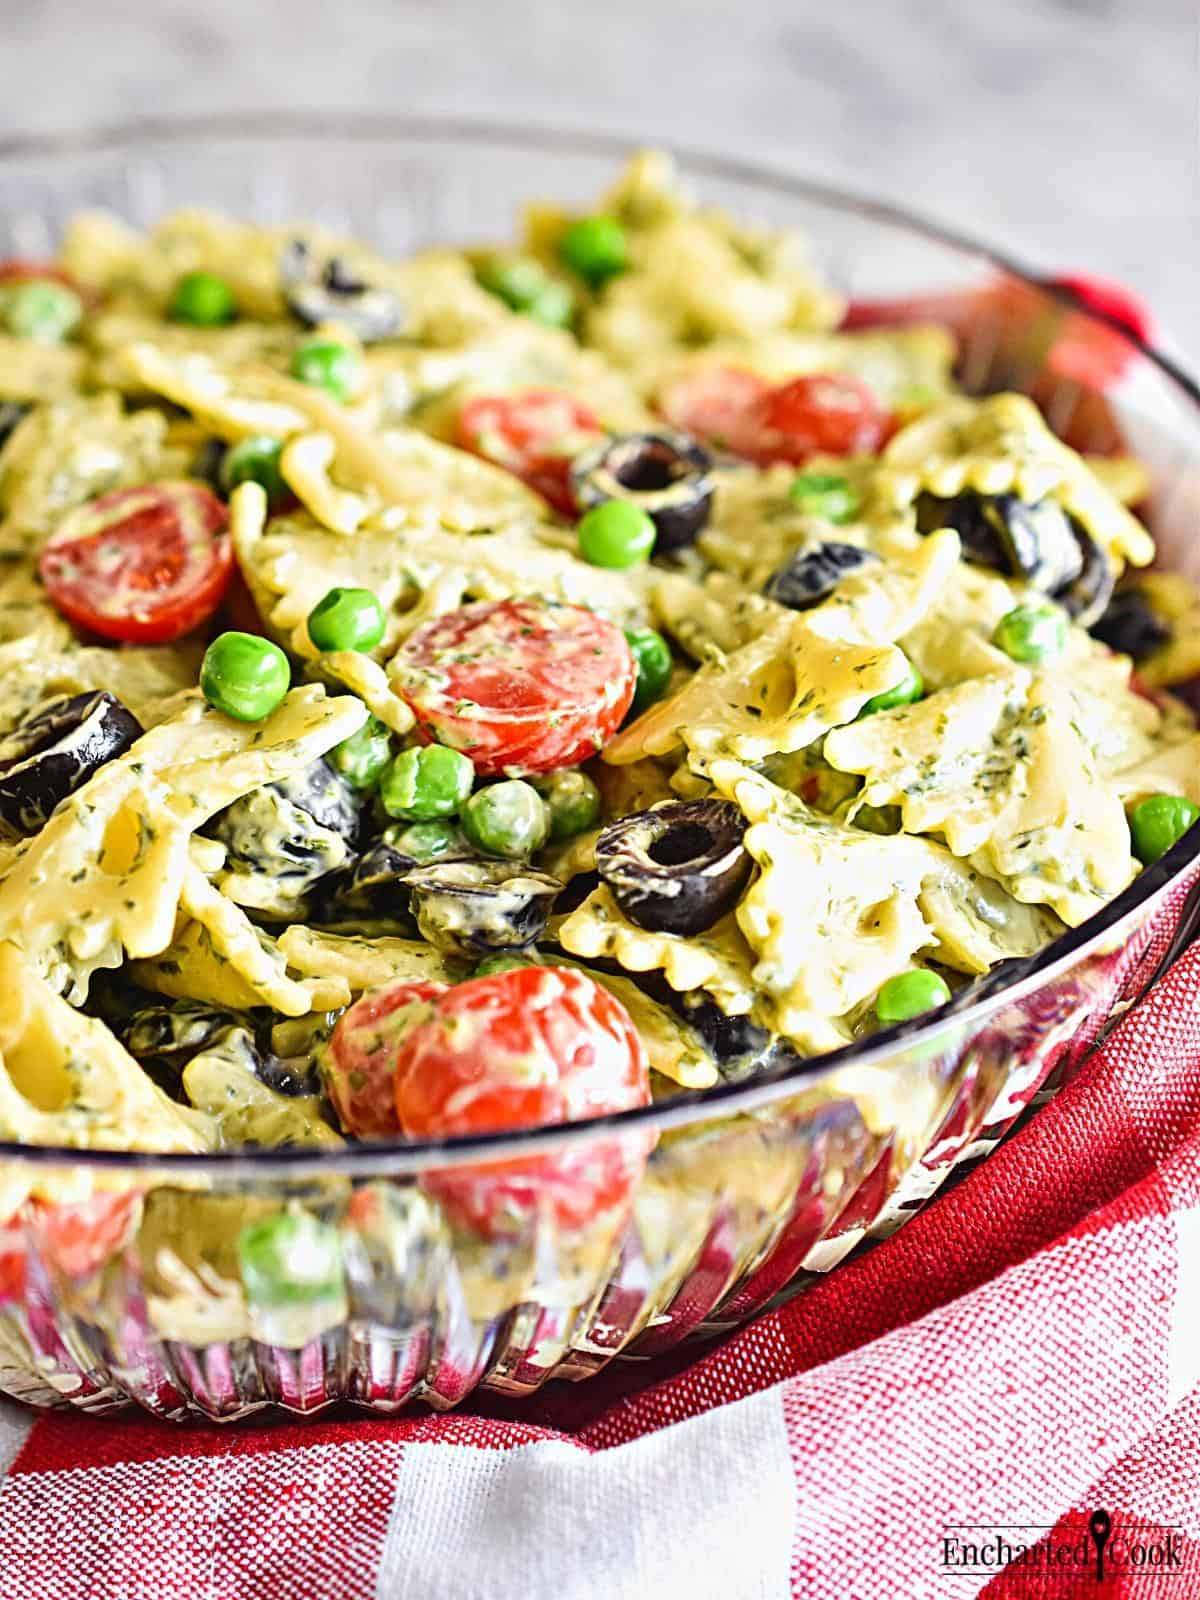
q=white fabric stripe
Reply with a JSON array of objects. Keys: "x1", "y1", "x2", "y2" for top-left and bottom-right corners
[
  {"x1": 375, "y1": 1389, "x2": 796, "y2": 1600},
  {"x1": 0, "y1": 1401, "x2": 34, "y2": 1478}
]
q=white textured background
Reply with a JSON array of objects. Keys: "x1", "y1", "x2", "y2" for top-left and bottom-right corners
[{"x1": 2, "y1": 0, "x2": 1198, "y2": 357}]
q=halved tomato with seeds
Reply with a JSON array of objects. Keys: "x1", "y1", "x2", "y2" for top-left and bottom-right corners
[
  {"x1": 658, "y1": 366, "x2": 888, "y2": 466},
  {"x1": 455, "y1": 389, "x2": 603, "y2": 515},
  {"x1": 392, "y1": 597, "x2": 636, "y2": 775},
  {"x1": 39, "y1": 481, "x2": 233, "y2": 645},
  {"x1": 0, "y1": 1191, "x2": 141, "y2": 1302},
  {"x1": 391, "y1": 966, "x2": 652, "y2": 1237},
  {"x1": 322, "y1": 979, "x2": 447, "y2": 1138}
]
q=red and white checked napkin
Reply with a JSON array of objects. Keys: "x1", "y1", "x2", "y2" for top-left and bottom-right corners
[{"x1": 0, "y1": 917, "x2": 1197, "y2": 1600}]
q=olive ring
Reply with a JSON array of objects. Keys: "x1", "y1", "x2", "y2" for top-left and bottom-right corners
[
  {"x1": 595, "y1": 798, "x2": 752, "y2": 936},
  {"x1": 570, "y1": 430, "x2": 714, "y2": 554}
]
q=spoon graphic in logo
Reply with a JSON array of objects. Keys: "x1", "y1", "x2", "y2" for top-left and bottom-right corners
[{"x1": 1089, "y1": 1510, "x2": 1113, "y2": 1581}]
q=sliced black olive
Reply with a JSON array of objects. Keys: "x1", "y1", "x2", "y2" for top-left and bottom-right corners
[
  {"x1": 1052, "y1": 526, "x2": 1114, "y2": 626},
  {"x1": 595, "y1": 799, "x2": 751, "y2": 937},
  {"x1": 764, "y1": 541, "x2": 878, "y2": 610},
  {"x1": 405, "y1": 859, "x2": 561, "y2": 956},
  {"x1": 1089, "y1": 586, "x2": 1171, "y2": 661},
  {"x1": 205, "y1": 760, "x2": 361, "y2": 917},
  {"x1": 280, "y1": 241, "x2": 403, "y2": 344},
  {"x1": 916, "y1": 490, "x2": 1091, "y2": 595},
  {"x1": 0, "y1": 690, "x2": 143, "y2": 836},
  {"x1": 570, "y1": 430, "x2": 714, "y2": 554},
  {"x1": 272, "y1": 758, "x2": 362, "y2": 848},
  {"x1": 115, "y1": 1001, "x2": 256, "y2": 1102},
  {"x1": 319, "y1": 838, "x2": 420, "y2": 924},
  {"x1": 0, "y1": 402, "x2": 29, "y2": 452},
  {"x1": 119, "y1": 1000, "x2": 248, "y2": 1063},
  {"x1": 252, "y1": 1049, "x2": 322, "y2": 1099}
]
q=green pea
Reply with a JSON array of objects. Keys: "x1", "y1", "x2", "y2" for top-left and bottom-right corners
[
  {"x1": 475, "y1": 255, "x2": 547, "y2": 310},
  {"x1": 1129, "y1": 793, "x2": 1200, "y2": 864},
  {"x1": 473, "y1": 951, "x2": 544, "y2": 977},
  {"x1": 860, "y1": 656, "x2": 924, "y2": 716},
  {"x1": 534, "y1": 769, "x2": 602, "y2": 840},
  {"x1": 0, "y1": 280, "x2": 83, "y2": 342},
  {"x1": 380, "y1": 744, "x2": 475, "y2": 821},
  {"x1": 220, "y1": 434, "x2": 289, "y2": 509},
  {"x1": 789, "y1": 471, "x2": 860, "y2": 524},
  {"x1": 993, "y1": 603, "x2": 1068, "y2": 664},
  {"x1": 382, "y1": 818, "x2": 465, "y2": 863},
  {"x1": 290, "y1": 337, "x2": 359, "y2": 401},
  {"x1": 237, "y1": 1211, "x2": 343, "y2": 1307},
  {"x1": 329, "y1": 715, "x2": 393, "y2": 791},
  {"x1": 625, "y1": 627, "x2": 673, "y2": 713},
  {"x1": 578, "y1": 500, "x2": 656, "y2": 569},
  {"x1": 200, "y1": 631, "x2": 290, "y2": 722},
  {"x1": 169, "y1": 270, "x2": 237, "y2": 326},
  {"x1": 875, "y1": 969, "x2": 952, "y2": 1026},
  {"x1": 307, "y1": 586, "x2": 386, "y2": 654},
  {"x1": 460, "y1": 779, "x2": 550, "y2": 859},
  {"x1": 559, "y1": 215, "x2": 629, "y2": 288}
]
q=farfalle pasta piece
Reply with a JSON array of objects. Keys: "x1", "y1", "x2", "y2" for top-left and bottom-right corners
[
  {"x1": 650, "y1": 569, "x2": 782, "y2": 661},
  {"x1": 302, "y1": 649, "x2": 415, "y2": 734},
  {"x1": 237, "y1": 497, "x2": 647, "y2": 659},
  {"x1": 0, "y1": 335, "x2": 86, "y2": 403},
  {"x1": 914, "y1": 851, "x2": 1066, "y2": 975},
  {"x1": 708, "y1": 762, "x2": 934, "y2": 1034},
  {"x1": 825, "y1": 675, "x2": 1136, "y2": 925},
  {"x1": 556, "y1": 885, "x2": 760, "y2": 1017},
  {"x1": 873, "y1": 393, "x2": 1154, "y2": 570},
  {"x1": 120, "y1": 342, "x2": 312, "y2": 441},
  {"x1": 0, "y1": 686, "x2": 365, "y2": 999},
  {"x1": 280, "y1": 432, "x2": 373, "y2": 535},
  {"x1": 0, "y1": 633, "x2": 200, "y2": 736},
  {"x1": 0, "y1": 393, "x2": 185, "y2": 554},
  {"x1": 276, "y1": 925, "x2": 465, "y2": 991},
  {"x1": 0, "y1": 942, "x2": 213, "y2": 1153},
  {"x1": 605, "y1": 528, "x2": 959, "y2": 772}
]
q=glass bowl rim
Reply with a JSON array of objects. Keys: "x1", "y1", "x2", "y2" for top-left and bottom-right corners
[{"x1": 1, "y1": 110, "x2": 1198, "y2": 1177}]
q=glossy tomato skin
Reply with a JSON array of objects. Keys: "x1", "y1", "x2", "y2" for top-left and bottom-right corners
[
  {"x1": 657, "y1": 365, "x2": 768, "y2": 451},
  {"x1": 739, "y1": 373, "x2": 889, "y2": 465},
  {"x1": 657, "y1": 366, "x2": 887, "y2": 466},
  {"x1": 393, "y1": 965, "x2": 652, "y2": 1237},
  {"x1": 323, "y1": 979, "x2": 447, "y2": 1138},
  {"x1": 392, "y1": 597, "x2": 636, "y2": 776},
  {"x1": 456, "y1": 389, "x2": 603, "y2": 515},
  {"x1": 0, "y1": 1191, "x2": 141, "y2": 1302},
  {"x1": 39, "y1": 482, "x2": 233, "y2": 645}
]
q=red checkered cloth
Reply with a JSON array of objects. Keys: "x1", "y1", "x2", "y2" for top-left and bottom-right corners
[{"x1": 0, "y1": 919, "x2": 1196, "y2": 1600}]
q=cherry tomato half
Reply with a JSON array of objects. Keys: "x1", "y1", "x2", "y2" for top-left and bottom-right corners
[
  {"x1": 737, "y1": 373, "x2": 889, "y2": 465},
  {"x1": 456, "y1": 389, "x2": 604, "y2": 515},
  {"x1": 39, "y1": 481, "x2": 233, "y2": 645},
  {"x1": 657, "y1": 365, "x2": 769, "y2": 450},
  {"x1": 0, "y1": 1191, "x2": 140, "y2": 1302},
  {"x1": 658, "y1": 366, "x2": 887, "y2": 466},
  {"x1": 322, "y1": 979, "x2": 447, "y2": 1138},
  {"x1": 392, "y1": 965, "x2": 652, "y2": 1236},
  {"x1": 392, "y1": 597, "x2": 637, "y2": 775}
]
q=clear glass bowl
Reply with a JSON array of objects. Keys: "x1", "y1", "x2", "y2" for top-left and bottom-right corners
[{"x1": 2, "y1": 117, "x2": 1199, "y2": 1421}]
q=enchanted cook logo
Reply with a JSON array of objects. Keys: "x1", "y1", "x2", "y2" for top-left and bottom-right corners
[{"x1": 939, "y1": 1509, "x2": 1187, "y2": 1582}]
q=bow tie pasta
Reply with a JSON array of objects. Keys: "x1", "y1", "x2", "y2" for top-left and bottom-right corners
[{"x1": 0, "y1": 143, "x2": 1190, "y2": 1197}]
